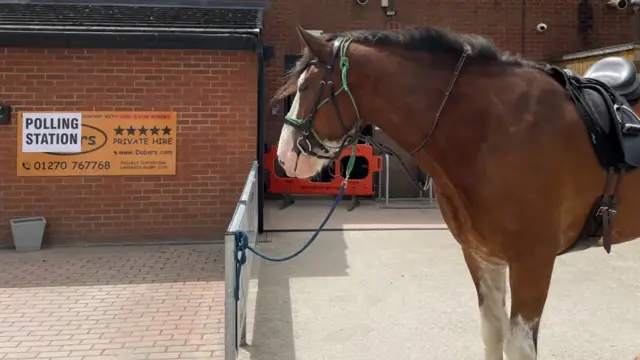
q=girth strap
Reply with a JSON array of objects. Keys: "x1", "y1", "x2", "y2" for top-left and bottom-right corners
[
  {"x1": 558, "y1": 166, "x2": 624, "y2": 256},
  {"x1": 599, "y1": 167, "x2": 624, "y2": 253}
]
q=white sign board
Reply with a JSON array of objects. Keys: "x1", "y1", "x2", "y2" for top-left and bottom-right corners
[{"x1": 21, "y1": 113, "x2": 82, "y2": 153}]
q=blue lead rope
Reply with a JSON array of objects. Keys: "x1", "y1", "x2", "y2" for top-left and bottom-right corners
[{"x1": 233, "y1": 183, "x2": 347, "y2": 301}]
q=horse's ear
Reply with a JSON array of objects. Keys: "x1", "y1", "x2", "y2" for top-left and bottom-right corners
[{"x1": 296, "y1": 26, "x2": 332, "y2": 64}]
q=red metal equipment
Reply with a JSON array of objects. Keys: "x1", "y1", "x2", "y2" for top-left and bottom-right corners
[{"x1": 264, "y1": 144, "x2": 382, "y2": 197}]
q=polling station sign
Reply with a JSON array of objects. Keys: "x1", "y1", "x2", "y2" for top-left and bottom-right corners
[
  {"x1": 17, "y1": 111, "x2": 177, "y2": 177},
  {"x1": 22, "y1": 113, "x2": 83, "y2": 153}
]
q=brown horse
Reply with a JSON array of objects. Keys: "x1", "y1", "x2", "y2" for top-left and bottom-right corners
[{"x1": 274, "y1": 25, "x2": 640, "y2": 359}]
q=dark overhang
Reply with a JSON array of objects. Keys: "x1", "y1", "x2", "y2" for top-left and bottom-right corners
[{"x1": 0, "y1": 0, "x2": 268, "y2": 51}]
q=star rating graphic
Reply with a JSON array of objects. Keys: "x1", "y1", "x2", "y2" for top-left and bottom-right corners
[{"x1": 114, "y1": 125, "x2": 172, "y2": 136}]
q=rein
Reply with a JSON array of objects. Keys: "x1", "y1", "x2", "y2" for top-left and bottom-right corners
[
  {"x1": 234, "y1": 37, "x2": 471, "y2": 263},
  {"x1": 408, "y1": 44, "x2": 471, "y2": 155}
]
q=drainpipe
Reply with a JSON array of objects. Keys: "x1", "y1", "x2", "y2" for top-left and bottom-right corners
[
  {"x1": 521, "y1": 0, "x2": 526, "y2": 56},
  {"x1": 632, "y1": 0, "x2": 640, "y2": 43},
  {"x1": 256, "y1": 37, "x2": 266, "y2": 234}
]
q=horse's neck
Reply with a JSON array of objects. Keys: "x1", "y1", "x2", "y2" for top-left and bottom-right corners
[
  {"x1": 352, "y1": 56, "x2": 461, "y2": 177},
  {"x1": 350, "y1": 49, "x2": 486, "y2": 196}
]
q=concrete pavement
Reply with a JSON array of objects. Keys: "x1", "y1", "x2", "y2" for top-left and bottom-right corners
[{"x1": 240, "y1": 229, "x2": 640, "y2": 360}]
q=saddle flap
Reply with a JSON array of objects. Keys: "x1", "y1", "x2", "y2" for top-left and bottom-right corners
[
  {"x1": 614, "y1": 104, "x2": 640, "y2": 166},
  {"x1": 582, "y1": 87, "x2": 611, "y2": 134}
]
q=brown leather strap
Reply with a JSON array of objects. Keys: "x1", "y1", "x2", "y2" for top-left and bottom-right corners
[
  {"x1": 601, "y1": 206, "x2": 613, "y2": 253},
  {"x1": 600, "y1": 167, "x2": 624, "y2": 253}
]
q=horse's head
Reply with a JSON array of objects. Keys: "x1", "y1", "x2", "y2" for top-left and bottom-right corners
[{"x1": 275, "y1": 27, "x2": 363, "y2": 178}]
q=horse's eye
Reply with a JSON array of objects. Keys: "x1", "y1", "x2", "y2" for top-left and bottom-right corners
[{"x1": 299, "y1": 84, "x2": 309, "y2": 93}]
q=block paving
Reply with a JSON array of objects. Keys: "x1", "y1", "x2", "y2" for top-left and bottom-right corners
[{"x1": 0, "y1": 244, "x2": 225, "y2": 359}]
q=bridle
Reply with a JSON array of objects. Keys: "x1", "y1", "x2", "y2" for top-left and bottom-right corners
[
  {"x1": 284, "y1": 36, "x2": 471, "y2": 190},
  {"x1": 284, "y1": 37, "x2": 361, "y2": 160}
]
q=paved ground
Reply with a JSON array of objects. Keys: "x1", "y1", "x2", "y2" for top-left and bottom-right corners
[
  {"x1": 3, "y1": 199, "x2": 639, "y2": 360},
  {"x1": 0, "y1": 244, "x2": 225, "y2": 360},
  {"x1": 240, "y1": 229, "x2": 640, "y2": 360},
  {"x1": 0, "y1": 198, "x2": 439, "y2": 360}
]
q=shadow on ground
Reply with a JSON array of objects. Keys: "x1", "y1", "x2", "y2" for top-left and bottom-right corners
[
  {"x1": 264, "y1": 198, "x2": 445, "y2": 231},
  {"x1": 239, "y1": 231, "x2": 350, "y2": 360}
]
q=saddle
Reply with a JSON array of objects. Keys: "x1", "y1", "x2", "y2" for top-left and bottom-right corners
[
  {"x1": 545, "y1": 56, "x2": 640, "y2": 255},
  {"x1": 583, "y1": 57, "x2": 640, "y2": 104}
]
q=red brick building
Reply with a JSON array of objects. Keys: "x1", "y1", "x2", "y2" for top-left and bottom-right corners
[
  {"x1": 0, "y1": 1, "x2": 265, "y2": 245},
  {"x1": 0, "y1": 0, "x2": 636, "y2": 246}
]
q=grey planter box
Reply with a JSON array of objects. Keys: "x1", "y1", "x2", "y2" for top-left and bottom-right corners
[{"x1": 10, "y1": 217, "x2": 46, "y2": 253}]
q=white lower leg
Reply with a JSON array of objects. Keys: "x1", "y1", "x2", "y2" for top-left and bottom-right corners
[
  {"x1": 504, "y1": 315, "x2": 539, "y2": 360},
  {"x1": 478, "y1": 260, "x2": 509, "y2": 360}
]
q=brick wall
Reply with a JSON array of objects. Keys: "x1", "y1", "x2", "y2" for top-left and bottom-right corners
[
  {"x1": 0, "y1": 48, "x2": 257, "y2": 246},
  {"x1": 1, "y1": 0, "x2": 631, "y2": 245},
  {"x1": 261, "y1": 0, "x2": 636, "y2": 143}
]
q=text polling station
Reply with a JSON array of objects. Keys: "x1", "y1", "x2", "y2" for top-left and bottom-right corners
[{"x1": 17, "y1": 111, "x2": 177, "y2": 176}]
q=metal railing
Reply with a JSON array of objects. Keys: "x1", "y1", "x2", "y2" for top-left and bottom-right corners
[
  {"x1": 376, "y1": 154, "x2": 438, "y2": 209},
  {"x1": 224, "y1": 161, "x2": 258, "y2": 360}
]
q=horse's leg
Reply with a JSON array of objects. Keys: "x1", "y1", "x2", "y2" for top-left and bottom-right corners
[
  {"x1": 462, "y1": 248, "x2": 509, "y2": 360},
  {"x1": 503, "y1": 256, "x2": 555, "y2": 360}
]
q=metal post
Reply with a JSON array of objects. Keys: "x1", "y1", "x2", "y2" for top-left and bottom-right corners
[
  {"x1": 225, "y1": 161, "x2": 259, "y2": 360},
  {"x1": 224, "y1": 233, "x2": 237, "y2": 360},
  {"x1": 378, "y1": 152, "x2": 438, "y2": 209},
  {"x1": 385, "y1": 154, "x2": 390, "y2": 207}
]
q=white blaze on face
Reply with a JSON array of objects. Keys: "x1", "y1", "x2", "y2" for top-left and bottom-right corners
[{"x1": 276, "y1": 67, "x2": 331, "y2": 179}]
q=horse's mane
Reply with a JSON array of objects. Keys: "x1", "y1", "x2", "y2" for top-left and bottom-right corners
[{"x1": 274, "y1": 26, "x2": 543, "y2": 100}]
